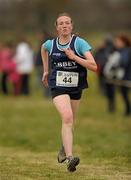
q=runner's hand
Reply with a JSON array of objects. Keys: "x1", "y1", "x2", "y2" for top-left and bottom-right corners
[
  {"x1": 63, "y1": 48, "x2": 76, "y2": 60},
  {"x1": 42, "y1": 72, "x2": 48, "y2": 87}
]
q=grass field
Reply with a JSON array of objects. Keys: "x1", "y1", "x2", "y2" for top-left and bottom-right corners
[{"x1": 0, "y1": 73, "x2": 131, "y2": 180}]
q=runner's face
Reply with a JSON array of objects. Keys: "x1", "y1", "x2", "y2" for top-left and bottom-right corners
[{"x1": 56, "y1": 16, "x2": 73, "y2": 36}]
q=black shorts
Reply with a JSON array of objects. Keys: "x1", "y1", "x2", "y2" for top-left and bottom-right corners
[{"x1": 51, "y1": 88, "x2": 82, "y2": 100}]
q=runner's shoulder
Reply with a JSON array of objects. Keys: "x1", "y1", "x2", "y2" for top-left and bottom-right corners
[{"x1": 42, "y1": 39, "x2": 54, "y2": 52}]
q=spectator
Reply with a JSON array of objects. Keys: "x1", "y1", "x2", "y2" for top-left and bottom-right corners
[
  {"x1": 113, "y1": 34, "x2": 131, "y2": 116},
  {"x1": 0, "y1": 41, "x2": 16, "y2": 95},
  {"x1": 15, "y1": 35, "x2": 34, "y2": 95},
  {"x1": 35, "y1": 30, "x2": 53, "y2": 98},
  {"x1": 94, "y1": 36, "x2": 114, "y2": 95},
  {"x1": 103, "y1": 34, "x2": 131, "y2": 116},
  {"x1": 95, "y1": 36, "x2": 116, "y2": 112}
]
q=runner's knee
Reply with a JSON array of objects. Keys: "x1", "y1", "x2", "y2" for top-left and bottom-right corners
[{"x1": 62, "y1": 112, "x2": 73, "y2": 124}]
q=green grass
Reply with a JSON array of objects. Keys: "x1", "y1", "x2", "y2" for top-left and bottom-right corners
[{"x1": 0, "y1": 73, "x2": 131, "y2": 179}]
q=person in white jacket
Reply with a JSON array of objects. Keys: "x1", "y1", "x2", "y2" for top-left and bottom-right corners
[{"x1": 15, "y1": 37, "x2": 34, "y2": 95}]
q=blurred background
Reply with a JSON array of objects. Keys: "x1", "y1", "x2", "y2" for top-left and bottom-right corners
[
  {"x1": 0, "y1": 0, "x2": 131, "y2": 32},
  {"x1": 0, "y1": 0, "x2": 131, "y2": 179},
  {"x1": 0, "y1": 0, "x2": 131, "y2": 42}
]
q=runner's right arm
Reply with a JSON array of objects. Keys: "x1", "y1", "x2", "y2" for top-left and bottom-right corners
[{"x1": 41, "y1": 46, "x2": 49, "y2": 87}]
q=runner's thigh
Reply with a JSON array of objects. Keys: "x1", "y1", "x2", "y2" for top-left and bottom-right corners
[{"x1": 53, "y1": 94, "x2": 73, "y2": 119}]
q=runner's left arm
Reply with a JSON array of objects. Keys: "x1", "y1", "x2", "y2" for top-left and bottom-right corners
[{"x1": 63, "y1": 48, "x2": 97, "y2": 72}]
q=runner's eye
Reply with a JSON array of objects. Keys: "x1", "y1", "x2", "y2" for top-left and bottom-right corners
[
  {"x1": 59, "y1": 22, "x2": 64, "y2": 26},
  {"x1": 65, "y1": 22, "x2": 70, "y2": 25}
]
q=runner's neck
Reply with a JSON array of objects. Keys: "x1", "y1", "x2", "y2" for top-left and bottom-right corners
[{"x1": 58, "y1": 35, "x2": 72, "y2": 45}]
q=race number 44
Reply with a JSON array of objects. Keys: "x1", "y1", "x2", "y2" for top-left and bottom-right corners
[{"x1": 56, "y1": 71, "x2": 79, "y2": 87}]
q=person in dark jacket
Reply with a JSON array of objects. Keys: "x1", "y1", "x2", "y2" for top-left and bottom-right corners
[
  {"x1": 114, "y1": 34, "x2": 131, "y2": 116},
  {"x1": 95, "y1": 36, "x2": 117, "y2": 112},
  {"x1": 94, "y1": 37, "x2": 114, "y2": 95},
  {"x1": 35, "y1": 30, "x2": 53, "y2": 98}
]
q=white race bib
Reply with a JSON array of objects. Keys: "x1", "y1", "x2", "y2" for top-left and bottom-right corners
[{"x1": 56, "y1": 71, "x2": 79, "y2": 87}]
